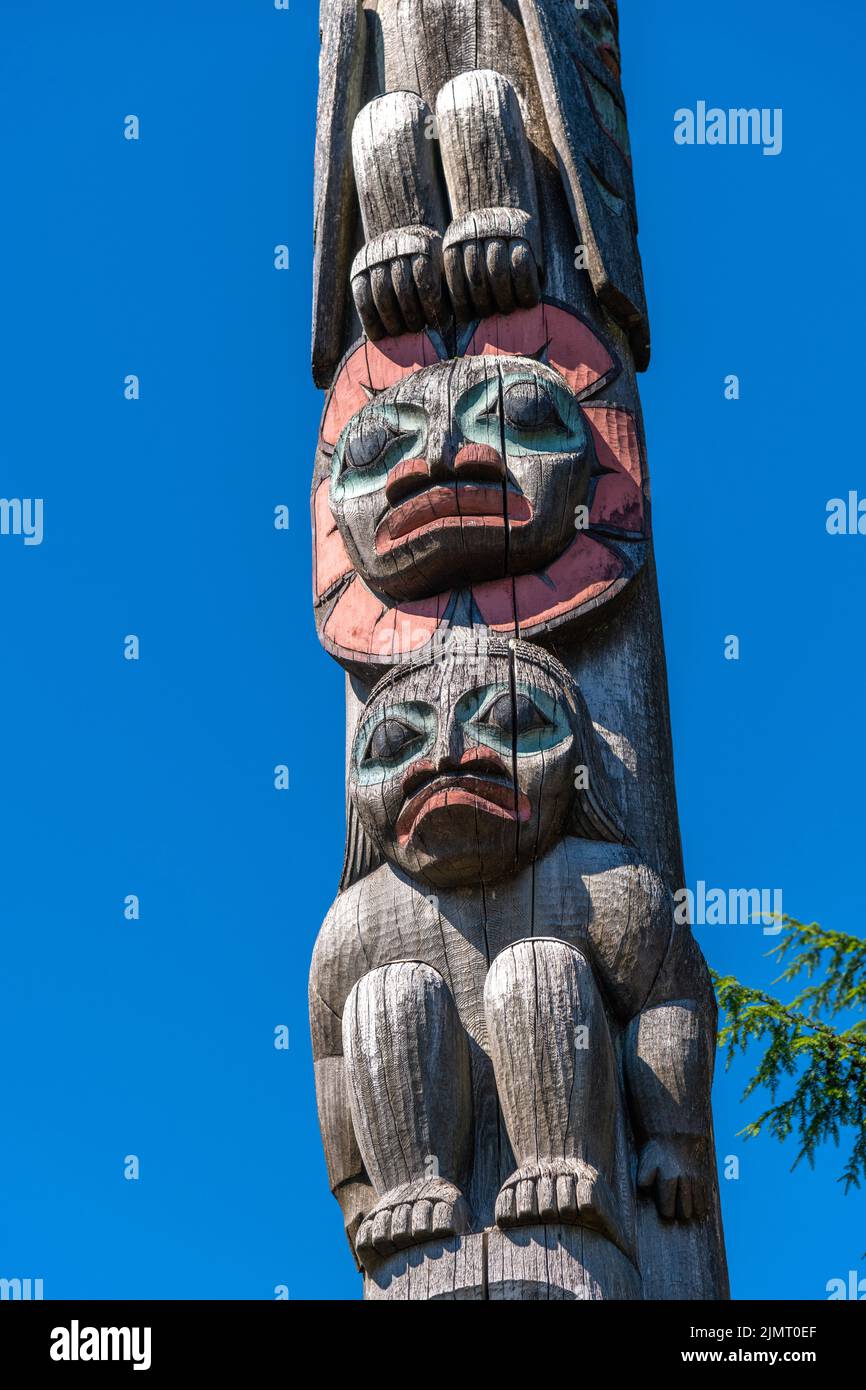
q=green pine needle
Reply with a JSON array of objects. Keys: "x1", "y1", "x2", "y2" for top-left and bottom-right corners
[{"x1": 711, "y1": 916, "x2": 866, "y2": 1192}]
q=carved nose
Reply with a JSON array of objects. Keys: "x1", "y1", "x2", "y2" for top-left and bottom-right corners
[
  {"x1": 434, "y1": 742, "x2": 461, "y2": 774},
  {"x1": 454, "y1": 443, "x2": 505, "y2": 483},
  {"x1": 433, "y1": 719, "x2": 465, "y2": 770},
  {"x1": 426, "y1": 431, "x2": 458, "y2": 483},
  {"x1": 384, "y1": 457, "x2": 432, "y2": 505}
]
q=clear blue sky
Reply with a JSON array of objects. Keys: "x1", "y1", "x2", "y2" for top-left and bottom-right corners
[{"x1": 0, "y1": 0, "x2": 863, "y2": 1301}]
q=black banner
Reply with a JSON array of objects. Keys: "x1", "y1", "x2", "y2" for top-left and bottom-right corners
[{"x1": 0, "y1": 1299, "x2": 861, "y2": 1375}]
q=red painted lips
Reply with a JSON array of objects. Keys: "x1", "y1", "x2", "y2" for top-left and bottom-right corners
[
  {"x1": 396, "y1": 766, "x2": 531, "y2": 845},
  {"x1": 376, "y1": 485, "x2": 532, "y2": 556}
]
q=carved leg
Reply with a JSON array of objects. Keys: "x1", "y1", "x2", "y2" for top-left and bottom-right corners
[
  {"x1": 350, "y1": 92, "x2": 448, "y2": 340},
  {"x1": 342, "y1": 961, "x2": 473, "y2": 1267},
  {"x1": 484, "y1": 938, "x2": 627, "y2": 1253},
  {"x1": 436, "y1": 69, "x2": 543, "y2": 320}
]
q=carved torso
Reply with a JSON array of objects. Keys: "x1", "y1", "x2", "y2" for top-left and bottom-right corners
[{"x1": 311, "y1": 838, "x2": 673, "y2": 1057}]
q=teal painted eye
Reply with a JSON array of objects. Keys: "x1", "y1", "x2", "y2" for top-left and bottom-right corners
[
  {"x1": 353, "y1": 700, "x2": 436, "y2": 785},
  {"x1": 364, "y1": 717, "x2": 424, "y2": 764},
  {"x1": 331, "y1": 403, "x2": 427, "y2": 502},
  {"x1": 479, "y1": 691, "x2": 553, "y2": 741},
  {"x1": 462, "y1": 682, "x2": 572, "y2": 756},
  {"x1": 346, "y1": 414, "x2": 400, "y2": 471},
  {"x1": 501, "y1": 380, "x2": 560, "y2": 433},
  {"x1": 457, "y1": 371, "x2": 586, "y2": 460}
]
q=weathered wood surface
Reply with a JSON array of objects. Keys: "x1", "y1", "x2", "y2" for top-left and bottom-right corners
[
  {"x1": 308, "y1": 0, "x2": 729, "y2": 1301},
  {"x1": 366, "y1": 1227, "x2": 642, "y2": 1301}
]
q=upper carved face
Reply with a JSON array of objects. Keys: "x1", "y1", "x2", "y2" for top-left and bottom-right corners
[
  {"x1": 349, "y1": 636, "x2": 587, "y2": 888},
  {"x1": 329, "y1": 356, "x2": 595, "y2": 603}
]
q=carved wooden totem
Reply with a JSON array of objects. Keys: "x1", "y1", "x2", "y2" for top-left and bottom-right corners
[{"x1": 309, "y1": 0, "x2": 729, "y2": 1300}]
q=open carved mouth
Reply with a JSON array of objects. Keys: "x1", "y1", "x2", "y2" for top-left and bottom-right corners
[
  {"x1": 376, "y1": 484, "x2": 532, "y2": 556},
  {"x1": 395, "y1": 771, "x2": 531, "y2": 844}
]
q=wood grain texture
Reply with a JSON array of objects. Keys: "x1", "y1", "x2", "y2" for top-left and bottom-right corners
[
  {"x1": 485, "y1": 938, "x2": 627, "y2": 1254},
  {"x1": 343, "y1": 961, "x2": 473, "y2": 1267},
  {"x1": 312, "y1": 0, "x2": 367, "y2": 387},
  {"x1": 437, "y1": 69, "x2": 543, "y2": 317},
  {"x1": 365, "y1": 1226, "x2": 643, "y2": 1300},
  {"x1": 350, "y1": 90, "x2": 448, "y2": 338},
  {"x1": 518, "y1": 0, "x2": 650, "y2": 366},
  {"x1": 487, "y1": 1224, "x2": 641, "y2": 1300},
  {"x1": 365, "y1": 1233, "x2": 487, "y2": 1301}
]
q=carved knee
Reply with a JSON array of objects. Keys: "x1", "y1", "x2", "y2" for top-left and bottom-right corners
[
  {"x1": 344, "y1": 959, "x2": 449, "y2": 1024},
  {"x1": 485, "y1": 937, "x2": 617, "y2": 1180},
  {"x1": 485, "y1": 937, "x2": 592, "y2": 1012},
  {"x1": 343, "y1": 961, "x2": 472, "y2": 1198}
]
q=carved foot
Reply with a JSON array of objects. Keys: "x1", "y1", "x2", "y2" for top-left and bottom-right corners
[
  {"x1": 443, "y1": 209, "x2": 542, "y2": 319},
  {"x1": 495, "y1": 1158, "x2": 625, "y2": 1251},
  {"x1": 355, "y1": 1177, "x2": 471, "y2": 1266},
  {"x1": 351, "y1": 226, "x2": 446, "y2": 339}
]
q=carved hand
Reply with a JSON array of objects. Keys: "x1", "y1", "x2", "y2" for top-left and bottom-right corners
[
  {"x1": 351, "y1": 227, "x2": 446, "y2": 339},
  {"x1": 637, "y1": 1136, "x2": 709, "y2": 1221}
]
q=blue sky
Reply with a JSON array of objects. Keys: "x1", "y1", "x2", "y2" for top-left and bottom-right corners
[{"x1": 0, "y1": 0, "x2": 863, "y2": 1300}]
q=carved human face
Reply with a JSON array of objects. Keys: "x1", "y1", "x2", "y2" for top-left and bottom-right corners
[
  {"x1": 350, "y1": 640, "x2": 580, "y2": 887},
  {"x1": 329, "y1": 356, "x2": 595, "y2": 603}
]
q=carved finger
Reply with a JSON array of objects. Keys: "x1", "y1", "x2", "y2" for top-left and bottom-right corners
[
  {"x1": 412, "y1": 254, "x2": 445, "y2": 328},
  {"x1": 352, "y1": 271, "x2": 386, "y2": 342},
  {"x1": 485, "y1": 237, "x2": 515, "y2": 315},
  {"x1": 391, "y1": 256, "x2": 426, "y2": 334},
  {"x1": 464, "y1": 241, "x2": 494, "y2": 317},
  {"x1": 370, "y1": 264, "x2": 404, "y2": 338},
  {"x1": 496, "y1": 1185, "x2": 517, "y2": 1226},
  {"x1": 655, "y1": 1174, "x2": 678, "y2": 1220},
  {"x1": 556, "y1": 1174, "x2": 577, "y2": 1220},
  {"x1": 510, "y1": 239, "x2": 541, "y2": 309},
  {"x1": 444, "y1": 243, "x2": 472, "y2": 321},
  {"x1": 637, "y1": 1149, "x2": 659, "y2": 1193},
  {"x1": 431, "y1": 1201, "x2": 455, "y2": 1237},
  {"x1": 355, "y1": 1216, "x2": 375, "y2": 1256},
  {"x1": 536, "y1": 1173, "x2": 557, "y2": 1221},
  {"x1": 411, "y1": 1198, "x2": 434, "y2": 1240},
  {"x1": 390, "y1": 1204, "x2": 413, "y2": 1248},
  {"x1": 516, "y1": 1178, "x2": 538, "y2": 1222},
  {"x1": 371, "y1": 1208, "x2": 394, "y2": 1255}
]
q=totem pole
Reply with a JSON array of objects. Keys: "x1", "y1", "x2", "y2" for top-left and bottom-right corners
[{"x1": 308, "y1": 0, "x2": 729, "y2": 1300}]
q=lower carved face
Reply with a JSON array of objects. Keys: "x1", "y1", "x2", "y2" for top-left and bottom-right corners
[
  {"x1": 329, "y1": 356, "x2": 595, "y2": 603},
  {"x1": 350, "y1": 641, "x2": 581, "y2": 887}
]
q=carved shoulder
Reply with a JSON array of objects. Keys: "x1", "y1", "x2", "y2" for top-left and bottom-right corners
[
  {"x1": 554, "y1": 838, "x2": 676, "y2": 1020},
  {"x1": 309, "y1": 871, "x2": 378, "y2": 1059}
]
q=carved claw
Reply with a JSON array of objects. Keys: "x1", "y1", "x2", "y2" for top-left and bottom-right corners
[
  {"x1": 443, "y1": 209, "x2": 543, "y2": 320},
  {"x1": 354, "y1": 1177, "x2": 471, "y2": 1268},
  {"x1": 495, "y1": 1159, "x2": 627, "y2": 1253},
  {"x1": 351, "y1": 226, "x2": 446, "y2": 340},
  {"x1": 637, "y1": 1137, "x2": 709, "y2": 1221}
]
